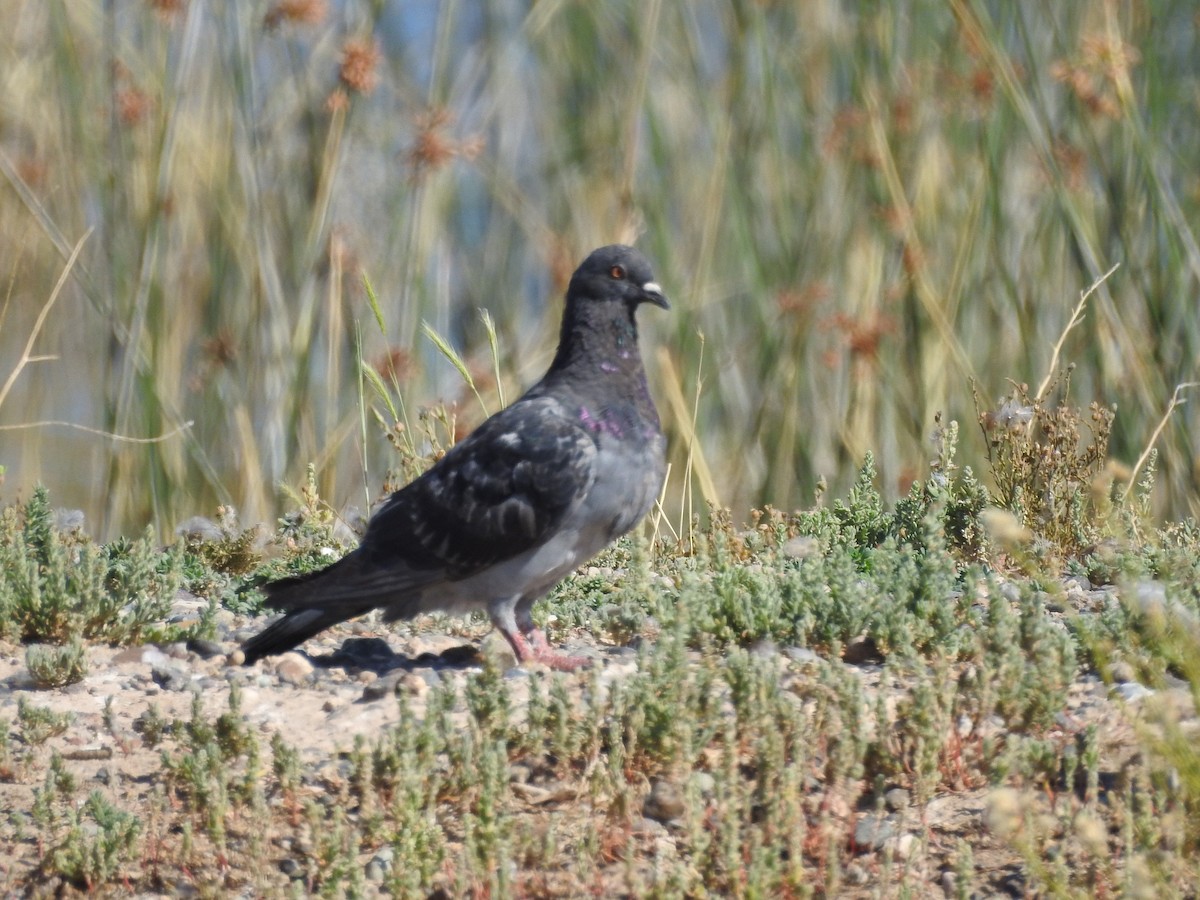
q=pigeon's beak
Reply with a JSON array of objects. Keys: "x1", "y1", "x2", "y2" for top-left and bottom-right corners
[{"x1": 640, "y1": 281, "x2": 670, "y2": 310}]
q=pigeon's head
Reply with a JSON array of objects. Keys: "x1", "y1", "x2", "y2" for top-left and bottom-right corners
[{"x1": 568, "y1": 245, "x2": 669, "y2": 312}]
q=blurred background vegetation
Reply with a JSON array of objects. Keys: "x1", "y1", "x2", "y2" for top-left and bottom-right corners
[{"x1": 0, "y1": 0, "x2": 1198, "y2": 540}]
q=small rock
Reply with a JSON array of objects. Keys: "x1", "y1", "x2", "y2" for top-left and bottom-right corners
[
  {"x1": 844, "y1": 862, "x2": 870, "y2": 885},
  {"x1": 643, "y1": 779, "x2": 686, "y2": 824},
  {"x1": 112, "y1": 645, "x2": 146, "y2": 666},
  {"x1": 409, "y1": 667, "x2": 442, "y2": 689},
  {"x1": 356, "y1": 670, "x2": 379, "y2": 685},
  {"x1": 1109, "y1": 660, "x2": 1136, "y2": 684},
  {"x1": 274, "y1": 653, "x2": 314, "y2": 685},
  {"x1": 842, "y1": 635, "x2": 883, "y2": 665},
  {"x1": 854, "y1": 813, "x2": 896, "y2": 851},
  {"x1": 691, "y1": 772, "x2": 716, "y2": 799},
  {"x1": 893, "y1": 832, "x2": 918, "y2": 859},
  {"x1": 1113, "y1": 682, "x2": 1154, "y2": 703},
  {"x1": 278, "y1": 858, "x2": 303, "y2": 879},
  {"x1": 884, "y1": 788, "x2": 910, "y2": 812},
  {"x1": 333, "y1": 637, "x2": 396, "y2": 666},
  {"x1": 1063, "y1": 574, "x2": 1092, "y2": 592},
  {"x1": 400, "y1": 673, "x2": 429, "y2": 698},
  {"x1": 94, "y1": 767, "x2": 112, "y2": 786},
  {"x1": 509, "y1": 763, "x2": 532, "y2": 784},
  {"x1": 151, "y1": 665, "x2": 192, "y2": 692},
  {"x1": 365, "y1": 846, "x2": 393, "y2": 881},
  {"x1": 480, "y1": 632, "x2": 518, "y2": 669},
  {"x1": 187, "y1": 639, "x2": 226, "y2": 660},
  {"x1": 653, "y1": 834, "x2": 678, "y2": 861},
  {"x1": 226, "y1": 649, "x2": 246, "y2": 666},
  {"x1": 637, "y1": 817, "x2": 668, "y2": 836},
  {"x1": 361, "y1": 672, "x2": 404, "y2": 702},
  {"x1": 941, "y1": 870, "x2": 957, "y2": 898}
]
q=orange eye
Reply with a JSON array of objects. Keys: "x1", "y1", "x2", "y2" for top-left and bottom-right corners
[{"x1": 609, "y1": 265, "x2": 625, "y2": 279}]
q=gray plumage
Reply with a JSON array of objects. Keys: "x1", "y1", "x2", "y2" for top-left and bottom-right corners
[{"x1": 242, "y1": 244, "x2": 669, "y2": 670}]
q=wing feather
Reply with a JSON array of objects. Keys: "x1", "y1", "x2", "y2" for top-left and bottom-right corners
[{"x1": 361, "y1": 397, "x2": 596, "y2": 578}]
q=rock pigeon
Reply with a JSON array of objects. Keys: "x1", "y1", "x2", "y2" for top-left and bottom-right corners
[{"x1": 242, "y1": 245, "x2": 669, "y2": 670}]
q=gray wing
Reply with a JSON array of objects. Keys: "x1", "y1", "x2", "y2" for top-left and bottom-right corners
[{"x1": 361, "y1": 396, "x2": 598, "y2": 579}]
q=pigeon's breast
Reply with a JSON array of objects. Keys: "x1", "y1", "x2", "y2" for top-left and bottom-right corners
[{"x1": 580, "y1": 406, "x2": 667, "y2": 540}]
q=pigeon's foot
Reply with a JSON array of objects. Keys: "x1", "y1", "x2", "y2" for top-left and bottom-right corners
[{"x1": 504, "y1": 627, "x2": 593, "y2": 671}]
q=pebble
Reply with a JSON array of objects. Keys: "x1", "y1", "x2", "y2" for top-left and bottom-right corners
[
  {"x1": 854, "y1": 813, "x2": 896, "y2": 851},
  {"x1": 365, "y1": 847, "x2": 393, "y2": 882},
  {"x1": 643, "y1": 779, "x2": 686, "y2": 823},
  {"x1": 842, "y1": 635, "x2": 883, "y2": 665},
  {"x1": 151, "y1": 665, "x2": 192, "y2": 692},
  {"x1": 361, "y1": 672, "x2": 404, "y2": 702},
  {"x1": 400, "y1": 673, "x2": 430, "y2": 698},
  {"x1": 691, "y1": 771, "x2": 716, "y2": 799},
  {"x1": 274, "y1": 653, "x2": 315, "y2": 685},
  {"x1": 941, "y1": 870, "x2": 958, "y2": 898},
  {"x1": 481, "y1": 631, "x2": 518, "y2": 669},
  {"x1": 844, "y1": 862, "x2": 870, "y2": 885},
  {"x1": 333, "y1": 637, "x2": 396, "y2": 666},
  {"x1": 187, "y1": 639, "x2": 226, "y2": 660},
  {"x1": 1063, "y1": 574, "x2": 1092, "y2": 592},
  {"x1": 1109, "y1": 661, "x2": 1137, "y2": 684},
  {"x1": 884, "y1": 788, "x2": 910, "y2": 812},
  {"x1": 1113, "y1": 682, "x2": 1154, "y2": 703},
  {"x1": 893, "y1": 832, "x2": 918, "y2": 859},
  {"x1": 278, "y1": 858, "x2": 303, "y2": 879}
]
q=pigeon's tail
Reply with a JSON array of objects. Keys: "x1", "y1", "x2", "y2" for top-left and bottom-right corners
[
  {"x1": 241, "y1": 555, "x2": 380, "y2": 665},
  {"x1": 240, "y1": 606, "x2": 361, "y2": 665}
]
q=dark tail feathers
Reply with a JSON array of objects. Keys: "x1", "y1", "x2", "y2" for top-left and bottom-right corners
[
  {"x1": 241, "y1": 558, "x2": 371, "y2": 665},
  {"x1": 240, "y1": 607, "x2": 352, "y2": 665}
]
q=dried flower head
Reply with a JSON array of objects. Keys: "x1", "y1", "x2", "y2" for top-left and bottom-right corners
[
  {"x1": 116, "y1": 87, "x2": 153, "y2": 126},
  {"x1": 264, "y1": 0, "x2": 327, "y2": 29},
  {"x1": 339, "y1": 38, "x2": 381, "y2": 95},
  {"x1": 1050, "y1": 33, "x2": 1139, "y2": 119},
  {"x1": 325, "y1": 88, "x2": 350, "y2": 113},
  {"x1": 825, "y1": 311, "x2": 895, "y2": 362},
  {"x1": 148, "y1": 0, "x2": 187, "y2": 20},
  {"x1": 406, "y1": 108, "x2": 485, "y2": 181}
]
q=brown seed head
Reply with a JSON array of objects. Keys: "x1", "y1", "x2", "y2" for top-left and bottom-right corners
[
  {"x1": 339, "y1": 38, "x2": 381, "y2": 95},
  {"x1": 264, "y1": 0, "x2": 327, "y2": 29}
]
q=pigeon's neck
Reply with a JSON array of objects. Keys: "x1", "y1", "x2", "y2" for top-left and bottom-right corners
[{"x1": 546, "y1": 302, "x2": 647, "y2": 384}]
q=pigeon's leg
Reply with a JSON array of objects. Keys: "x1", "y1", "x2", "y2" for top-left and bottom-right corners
[{"x1": 490, "y1": 597, "x2": 592, "y2": 671}]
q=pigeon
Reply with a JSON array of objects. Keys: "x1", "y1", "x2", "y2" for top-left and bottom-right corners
[{"x1": 242, "y1": 244, "x2": 669, "y2": 671}]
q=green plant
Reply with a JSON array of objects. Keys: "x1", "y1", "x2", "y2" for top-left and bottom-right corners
[
  {"x1": 0, "y1": 486, "x2": 183, "y2": 645},
  {"x1": 40, "y1": 791, "x2": 140, "y2": 890},
  {"x1": 977, "y1": 372, "x2": 1117, "y2": 559},
  {"x1": 25, "y1": 639, "x2": 88, "y2": 688},
  {"x1": 16, "y1": 698, "x2": 72, "y2": 745}
]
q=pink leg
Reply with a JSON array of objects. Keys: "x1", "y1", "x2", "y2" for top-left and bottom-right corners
[{"x1": 501, "y1": 626, "x2": 592, "y2": 671}]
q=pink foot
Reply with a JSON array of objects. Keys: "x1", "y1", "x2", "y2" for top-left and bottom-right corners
[{"x1": 504, "y1": 627, "x2": 593, "y2": 671}]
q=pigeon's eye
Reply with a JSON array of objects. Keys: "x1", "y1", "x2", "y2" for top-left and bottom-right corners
[{"x1": 609, "y1": 265, "x2": 625, "y2": 280}]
